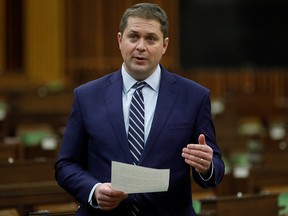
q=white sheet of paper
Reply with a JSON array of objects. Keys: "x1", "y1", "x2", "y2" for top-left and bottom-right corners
[{"x1": 111, "y1": 161, "x2": 170, "y2": 194}]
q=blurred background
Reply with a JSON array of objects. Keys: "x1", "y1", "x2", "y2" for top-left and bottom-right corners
[{"x1": 0, "y1": 0, "x2": 287, "y2": 215}]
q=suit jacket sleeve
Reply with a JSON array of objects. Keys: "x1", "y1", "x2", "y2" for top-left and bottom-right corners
[
  {"x1": 190, "y1": 91, "x2": 225, "y2": 188},
  {"x1": 55, "y1": 88, "x2": 100, "y2": 205}
]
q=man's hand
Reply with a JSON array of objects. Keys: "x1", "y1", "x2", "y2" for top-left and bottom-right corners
[
  {"x1": 94, "y1": 183, "x2": 128, "y2": 211},
  {"x1": 182, "y1": 134, "x2": 213, "y2": 174}
]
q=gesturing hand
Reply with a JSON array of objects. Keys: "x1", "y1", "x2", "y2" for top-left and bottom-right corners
[{"x1": 182, "y1": 134, "x2": 213, "y2": 174}]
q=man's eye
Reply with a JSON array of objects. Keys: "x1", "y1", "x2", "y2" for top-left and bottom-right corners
[
  {"x1": 147, "y1": 36, "x2": 156, "y2": 43},
  {"x1": 129, "y1": 34, "x2": 138, "y2": 40}
]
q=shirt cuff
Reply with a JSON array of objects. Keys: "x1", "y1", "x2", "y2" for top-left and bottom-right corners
[
  {"x1": 88, "y1": 183, "x2": 101, "y2": 208},
  {"x1": 198, "y1": 160, "x2": 214, "y2": 181}
]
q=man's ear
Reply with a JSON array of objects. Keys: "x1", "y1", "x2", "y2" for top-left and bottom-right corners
[
  {"x1": 162, "y1": 37, "x2": 169, "y2": 54},
  {"x1": 117, "y1": 32, "x2": 122, "y2": 49}
]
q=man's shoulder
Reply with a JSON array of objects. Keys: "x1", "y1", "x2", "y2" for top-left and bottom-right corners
[{"x1": 161, "y1": 67, "x2": 209, "y2": 93}]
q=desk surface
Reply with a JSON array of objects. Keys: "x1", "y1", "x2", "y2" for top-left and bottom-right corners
[
  {"x1": 200, "y1": 193, "x2": 279, "y2": 216},
  {"x1": 0, "y1": 181, "x2": 76, "y2": 216}
]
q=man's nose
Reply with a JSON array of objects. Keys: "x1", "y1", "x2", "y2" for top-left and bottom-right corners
[{"x1": 136, "y1": 39, "x2": 146, "y2": 51}]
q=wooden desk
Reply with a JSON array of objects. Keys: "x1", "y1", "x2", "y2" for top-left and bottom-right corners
[
  {"x1": 199, "y1": 193, "x2": 279, "y2": 216},
  {"x1": 0, "y1": 160, "x2": 55, "y2": 184},
  {"x1": 28, "y1": 212, "x2": 75, "y2": 216},
  {"x1": 0, "y1": 181, "x2": 74, "y2": 208},
  {"x1": 248, "y1": 167, "x2": 288, "y2": 193},
  {"x1": 0, "y1": 142, "x2": 24, "y2": 162},
  {"x1": 0, "y1": 160, "x2": 77, "y2": 215}
]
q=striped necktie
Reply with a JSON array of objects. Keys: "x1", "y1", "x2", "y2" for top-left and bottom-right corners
[
  {"x1": 128, "y1": 81, "x2": 146, "y2": 216},
  {"x1": 128, "y1": 81, "x2": 146, "y2": 165}
]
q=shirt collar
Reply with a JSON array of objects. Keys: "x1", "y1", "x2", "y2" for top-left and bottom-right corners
[{"x1": 122, "y1": 64, "x2": 161, "y2": 93}]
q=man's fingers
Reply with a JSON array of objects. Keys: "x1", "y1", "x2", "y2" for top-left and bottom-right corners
[{"x1": 198, "y1": 134, "x2": 206, "y2": 145}]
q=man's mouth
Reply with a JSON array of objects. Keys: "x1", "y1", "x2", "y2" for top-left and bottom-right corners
[{"x1": 134, "y1": 55, "x2": 146, "y2": 61}]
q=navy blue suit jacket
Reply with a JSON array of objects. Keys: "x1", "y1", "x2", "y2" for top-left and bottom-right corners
[{"x1": 55, "y1": 66, "x2": 225, "y2": 216}]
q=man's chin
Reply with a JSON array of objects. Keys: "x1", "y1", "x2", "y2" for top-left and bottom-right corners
[{"x1": 130, "y1": 64, "x2": 148, "y2": 73}]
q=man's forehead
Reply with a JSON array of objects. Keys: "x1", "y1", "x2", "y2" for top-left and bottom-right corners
[
  {"x1": 127, "y1": 17, "x2": 160, "y2": 27},
  {"x1": 125, "y1": 17, "x2": 162, "y2": 33}
]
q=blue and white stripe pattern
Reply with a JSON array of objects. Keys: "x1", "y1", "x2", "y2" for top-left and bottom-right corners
[{"x1": 128, "y1": 81, "x2": 146, "y2": 165}]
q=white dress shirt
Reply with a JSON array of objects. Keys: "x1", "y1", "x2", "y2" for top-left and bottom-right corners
[{"x1": 121, "y1": 64, "x2": 161, "y2": 144}]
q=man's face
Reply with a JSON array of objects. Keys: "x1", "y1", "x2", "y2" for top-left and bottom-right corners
[{"x1": 117, "y1": 17, "x2": 169, "y2": 80}]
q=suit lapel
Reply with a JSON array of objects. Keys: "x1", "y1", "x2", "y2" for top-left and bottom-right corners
[
  {"x1": 105, "y1": 71, "x2": 132, "y2": 163},
  {"x1": 140, "y1": 69, "x2": 178, "y2": 163}
]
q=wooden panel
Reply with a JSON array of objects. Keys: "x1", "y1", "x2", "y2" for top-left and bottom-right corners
[
  {"x1": 0, "y1": 181, "x2": 72, "y2": 207},
  {"x1": 0, "y1": 0, "x2": 5, "y2": 71},
  {"x1": 7, "y1": 89, "x2": 73, "y2": 140},
  {"x1": 28, "y1": 212, "x2": 75, "y2": 216},
  {"x1": 185, "y1": 68, "x2": 288, "y2": 99},
  {"x1": 0, "y1": 160, "x2": 76, "y2": 215},
  {"x1": 0, "y1": 143, "x2": 24, "y2": 162},
  {"x1": 0, "y1": 160, "x2": 56, "y2": 184},
  {"x1": 200, "y1": 193, "x2": 279, "y2": 216},
  {"x1": 65, "y1": 0, "x2": 103, "y2": 58},
  {"x1": 24, "y1": 0, "x2": 65, "y2": 83},
  {"x1": 0, "y1": 208, "x2": 19, "y2": 216},
  {"x1": 247, "y1": 148, "x2": 288, "y2": 193},
  {"x1": 5, "y1": 0, "x2": 23, "y2": 71},
  {"x1": 32, "y1": 202, "x2": 78, "y2": 213}
]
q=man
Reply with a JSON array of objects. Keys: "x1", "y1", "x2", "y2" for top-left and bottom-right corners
[{"x1": 55, "y1": 3, "x2": 225, "y2": 216}]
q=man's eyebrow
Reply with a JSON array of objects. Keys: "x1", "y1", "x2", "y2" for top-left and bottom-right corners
[
  {"x1": 128, "y1": 30, "x2": 158, "y2": 36},
  {"x1": 146, "y1": 32, "x2": 158, "y2": 37},
  {"x1": 127, "y1": 30, "x2": 138, "y2": 34}
]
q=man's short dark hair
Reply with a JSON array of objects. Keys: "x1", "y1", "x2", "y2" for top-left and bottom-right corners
[{"x1": 119, "y1": 3, "x2": 169, "y2": 39}]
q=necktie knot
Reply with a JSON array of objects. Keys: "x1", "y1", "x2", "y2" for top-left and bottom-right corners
[{"x1": 135, "y1": 81, "x2": 146, "y2": 91}]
